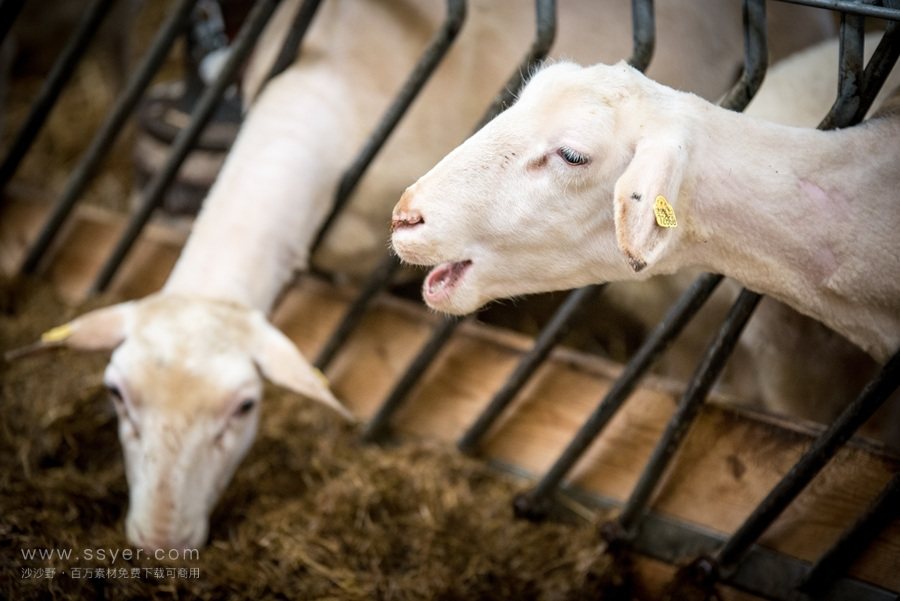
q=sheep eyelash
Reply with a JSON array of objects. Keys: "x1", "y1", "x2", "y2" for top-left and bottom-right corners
[{"x1": 558, "y1": 146, "x2": 590, "y2": 166}]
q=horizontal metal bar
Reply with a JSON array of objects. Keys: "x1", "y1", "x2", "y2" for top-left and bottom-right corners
[
  {"x1": 0, "y1": 0, "x2": 116, "y2": 195},
  {"x1": 457, "y1": 284, "x2": 605, "y2": 455},
  {"x1": 361, "y1": 315, "x2": 462, "y2": 443},
  {"x1": 799, "y1": 471, "x2": 900, "y2": 597},
  {"x1": 513, "y1": 273, "x2": 724, "y2": 521},
  {"x1": 494, "y1": 459, "x2": 898, "y2": 601},
  {"x1": 615, "y1": 289, "x2": 763, "y2": 534},
  {"x1": 89, "y1": 0, "x2": 280, "y2": 294},
  {"x1": 712, "y1": 349, "x2": 900, "y2": 573},
  {"x1": 772, "y1": 0, "x2": 900, "y2": 21},
  {"x1": 311, "y1": 0, "x2": 467, "y2": 255},
  {"x1": 19, "y1": 0, "x2": 200, "y2": 276}
]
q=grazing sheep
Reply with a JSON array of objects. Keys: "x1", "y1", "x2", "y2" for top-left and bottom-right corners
[
  {"x1": 391, "y1": 61, "x2": 900, "y2": 363},
  {"x1": 8, "y1": 0, "x2": 834, "y2": 549}
]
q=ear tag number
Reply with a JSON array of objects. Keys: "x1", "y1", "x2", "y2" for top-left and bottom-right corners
[
  {"x1": 41, "y1": 323, "x2": 73, "y2": 343},
  {"x1": 654, "y1": 195, "x2": 677, "y2": 228}
]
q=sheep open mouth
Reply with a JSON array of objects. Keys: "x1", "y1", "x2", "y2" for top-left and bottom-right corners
[{"x1": 424, "y1": 260, "x2": 472, "y2": 301}]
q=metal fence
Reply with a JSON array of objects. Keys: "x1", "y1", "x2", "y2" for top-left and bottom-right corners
[{"x1": 1, "y1": 0, "x2": 898, "y2": 599}]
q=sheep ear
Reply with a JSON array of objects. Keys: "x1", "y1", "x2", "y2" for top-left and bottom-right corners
[
  {"x1": 612, "y1": 139, "x2": 686, "y2": 273},
  {"x1": 251, "y1": 315, "x2": 355, "y2": 422},
  {"x1": 4, "y1": 302, "x2": 133, "y2": 361}
]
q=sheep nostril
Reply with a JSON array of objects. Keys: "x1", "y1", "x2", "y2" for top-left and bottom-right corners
[{"x1": 391, "y1": 212, "x2": 424, "y2": 232}]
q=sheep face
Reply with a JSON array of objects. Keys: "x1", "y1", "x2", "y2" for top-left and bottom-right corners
[
  {"x1": 392, "y1": 61, "x2": 684, "y2": 314},
  {"x1": 32, "y1": 294, "x2": 350, "y2": 550}
]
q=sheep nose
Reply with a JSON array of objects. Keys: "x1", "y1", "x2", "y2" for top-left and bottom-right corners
[{"x1": 391, "y1": 188, "x2": 424, "y2": 231}]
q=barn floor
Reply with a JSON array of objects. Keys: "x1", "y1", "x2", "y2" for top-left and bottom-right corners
[{"x1": 0, "y1": 278, "x2": 644, "y2": 601}]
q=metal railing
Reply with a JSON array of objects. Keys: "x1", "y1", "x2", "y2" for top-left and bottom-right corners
[{"x1": 4, "y1": 1, "x2": 899, "y2": 599}]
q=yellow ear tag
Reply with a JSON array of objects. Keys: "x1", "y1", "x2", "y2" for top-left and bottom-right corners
[
  {"x1": 41, "y1": 323, "x2": 73, "y2": 343},
  {"x1": 313, "y1": 367, "x2": 330, "y2": 388},
  {"x1": 654, "y1": 195, "x2": 677, "y2": 228}
]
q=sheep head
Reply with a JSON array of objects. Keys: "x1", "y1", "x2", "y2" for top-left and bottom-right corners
[
  {"x1": 15, "y1": 293, "x2": 351, "y2": 550},
  {"x1": 391, "y1": 61, "x2": 693, "y2": 314}
]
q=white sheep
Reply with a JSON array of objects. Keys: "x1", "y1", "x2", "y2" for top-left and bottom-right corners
[
  {"x1": 10, "y1": 0, "x2": 835, "y2": 549},
  {"x1": 391, "y1": 60, "x2": 900, "y2": 364}
]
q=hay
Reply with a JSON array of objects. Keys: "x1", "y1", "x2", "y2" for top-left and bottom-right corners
[{"x1": 1, "y1": 279, "x2": 637, "y2": 600}]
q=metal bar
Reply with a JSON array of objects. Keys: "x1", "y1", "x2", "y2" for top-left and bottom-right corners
[
  {"x1": 513, "y1": 273, "x2": 723, "y2": 521},
  {"x1": 0, "y1": 0, "x2": 26, "y2": 48},
  {"x1": 18, "y1": 0, "x2": 199, "y2": 276},
  {"x1": 89, "y1": 0, "x2": 280, "y2": 294},
  {"x1": 263, "y1": 0, "x2": 323, "y2": 84},
  {"x1": 457, "y1": 284, "x2": 606, "y2": 455},
  {"x1": 0, "y1": 0, "x2": 116, "y2": 194},
  {"x1": 710, "y1": 350, "x2": 900, "y2": 576},
  {"x1": 627, "y1": 0, "x2": 655, "y2": 72},
  {"x1": 799, "y1": 471, "x2": 900, "y2": 597},
  {"x1": 312, "y1": 0, "x2": 468, "y2": 370},
  {"x1": 314, "y1": 253, "x2": 402, "y2": 369},
  {"x1": 819, "y1": 8, "x2": 865, "y2": 130},
  {"x1": 852, "y1": 21, "x2": 900, "y2": 124},
  {"x1": 311, "y1": 0, "x2": 467, "y2": 255},
  {"x1": 361, "y1": 315, "x2": 461, "y2": 443},
  {"x1": 718, "y1": 0, "x2": 768, "y2": 113},
  {"x1": 772, "y1": 0, "x2": 900, "y2": 21},
  {"x1": 476, "y1": 0, "x2": 556, "y2": 128},
  {"x1": 358, "y1": 0, "x2": 558, "y2": 443},
  {"x1": 612, "y1": 289, "x2": 763, "y2": 535}
]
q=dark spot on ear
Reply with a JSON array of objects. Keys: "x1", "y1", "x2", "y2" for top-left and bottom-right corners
[
  {"x1": 624, "y1": 251, "x2": 647, "y2": 273},
  {"x1": 631, "y1": 192, "x2": 642, "y2": 202},
  {"x1": 726, "y1": 454, "x2": 746, "y2": 480}
]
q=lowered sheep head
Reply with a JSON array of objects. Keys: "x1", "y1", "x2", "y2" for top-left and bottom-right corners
[
  {"x1": 17, "y1": 293, "x2": 351, "y2": 550},
  {"x1": 391, "y1": 61, "x2": 693, "y2": 314}
]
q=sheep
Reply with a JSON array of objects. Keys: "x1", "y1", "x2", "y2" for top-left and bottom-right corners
[
  {"x1": 390, "y1": 60, "x2": 900, "y2": 364},
  {"x1": 8, "y1": 0, "x2": 834, "y2": 550}
]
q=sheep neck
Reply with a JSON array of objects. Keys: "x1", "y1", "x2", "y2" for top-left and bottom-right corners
[{"x1": 676, "y1": 98, "x2": 900, "y2": 360}]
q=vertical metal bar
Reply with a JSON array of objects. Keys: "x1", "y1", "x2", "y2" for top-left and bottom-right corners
[
  {"x1": 312, "y1": 0, "x2": 468, "y2": 370},
  {"x1": 476, "y1": 0, "x2": 556, "y2": 128},
  {"x1": 359, "y1": 0, "x2": 558, "y2": 443},
  {"x1": 361, "y1": 315, "x2": 462, "y2": 443},
  {"x1": 18, "y1": 0, "x2": 199, "y2": 276},
  {"x1": 851, "y1": 21, "x2": 900, "y2": 124},
  {"x1": 0, "y1": 0, "x2": 116, "y2": 194},
  {"x1": 613, "y1": 289, "x2": 762, "y2": 535},
  {"x1": 627, "y1": 0, "x2": 655, "y2": 72},
  {"x1": 819, "y1": 7, "x2": 865, "y2": 130},
  {"x1": 457, "y1": 284, "x2": 606, "y2": 455},
  {"x1": 718, "y1": 0, "x2": 768, "y2": 113},
  {"x1": 513, "y1": 273, "x2": 723, "y2": 520},
  {"x1": 712, "y1": 350, "x2": 900, "y2": 576},
  {"x1": 798, "y1": 471, "x2": 900, "y2": 597},
  {"x1": 89, "y1": 0, "x2": 280, "y2": 295},
  {"x1": 311, "y1": 0, "x2": 467, "y2": 254},
  {"x1": 263, "y1": 0, "x2": 324, "y2": 84},
  {"x1": 0, "y1": 0, "x2": 26, "y2": 48}
]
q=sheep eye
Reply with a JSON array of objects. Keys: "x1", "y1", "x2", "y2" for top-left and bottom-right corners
[
  {"x1": 234, "y1": 399, "x2": 257, "y2": 417},
  {"x1": 558, "y1": 146, "x2": 590, "y2": 166},
  {"x1": 106, "y1": 384, "x2": 123, "y2": 403}
]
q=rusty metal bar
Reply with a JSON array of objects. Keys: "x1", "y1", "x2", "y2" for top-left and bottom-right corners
[
  {"x1": 820, "y1": 7, "x2": 866, "y2": 129},
  {"x1": 799, "y1": 471, "x2": 900, "y2": 597},
  {"x1": 513, "y1": 273, "x2": 723, "y2": 521},
  {"x1": 19, "y1": 0, "x2": 200, "y2": 275},
  {"x1": 0, "y1": 0, "x2": 117, "y2": 194},
  {"x1": 358, "y1": 0, "x2": 558, "y2": 443},
  {"x1": 89, "y1": 0, "x2": 280, "y2": 294},
  {"x1": 457, "y1": 284, "x2": 606, "y2": 455}
]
